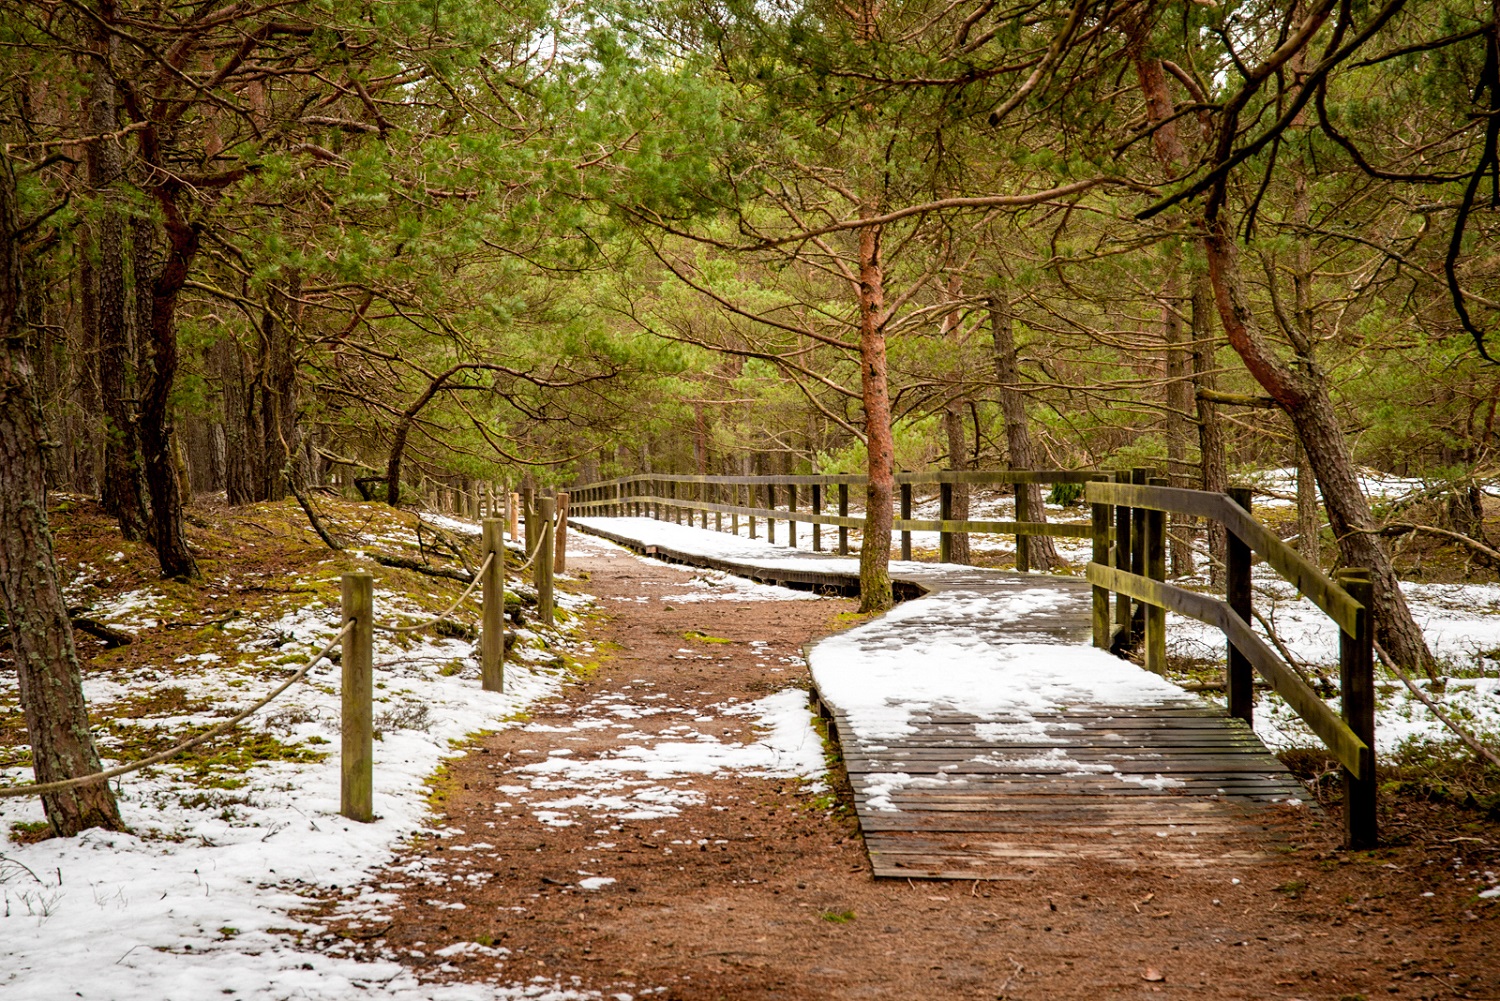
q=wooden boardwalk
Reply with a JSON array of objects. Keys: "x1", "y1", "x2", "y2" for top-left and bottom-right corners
[{"x1": 572, "y1": 517, "x2": 1309, "y2": 880}]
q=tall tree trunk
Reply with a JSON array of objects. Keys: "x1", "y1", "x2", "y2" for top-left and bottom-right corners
[
  {"x1": 1205, "y1": 218, "x2": 1437, "y2": 678},
  {"x1": 1192, "y1": 273, "x2": 1229, "y2": 584},
  {"x1": 1296, "y1": 438, "x2": 1322, "y2": 565},
  {"x1": 1162, "y1": 270, "x2": 1197, "y2": 576},
  {"x1": 0, "y1": 154, "x2": 123, "y2": 836},
  {"x1": 857, "y1": 219, "x2": 894, "y2": 612},
  {"x1": 260, "y1": 273, "x2": 300, "y2": 501},
  {"x1": 215, "y1": 336, "x2": 259, "y2": 505},
  {"x1": 138, "y1": 203, "x2": 199, "y2": 580},
  {"x1": 988, "y1": 290, "x2": 1060, "y2": 570},
  {"x1": 88, "y1": 19, "x2": 148, "y2": 540}
]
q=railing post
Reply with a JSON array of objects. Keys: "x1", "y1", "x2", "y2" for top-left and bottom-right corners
[
  {"x1": 812, "y1": 483, "x2": 823, "y2": 552},
  {"x1": 900, "y1": 481, "x2": 912, "y2": 561},
  {"x1": 714, "y1": 483, "x2": 722, "y2": 532},
  {"x1": 535, "y1": 495, "x2": 555, "y2": 626},
  {"x1": 1112, "y1": 470, "x2": 1131, "y2": 646},
  {"x1": 788, "y1": 483, "x2": 798, "y2": 548},
  {"x1": 1336, "y1": 568, "x2": 1377, "y2": 849},
  {"x1": 1014, "y1": 479, "x2": 1030, "y2": 572},
  {"x1": 838, "y1": 483, "x2": 849, "y2": 554},
  {"x1": 340, "y1": 573, "x2": 373, "y2": 822},
  {"x1": 1145, "y1": 476, "x2": 1168, "y2": 675},
  {"x1": 1130, "y1": 467, "x2": 1150, "y2": 643},
  {"x1": 554, "y1": 491, "x2": 569, "y2": 574},
  {"x1": 1091, "y1": 495, "x2": 1111, "y2": 649},
  {"x1": 701, "y1": 484, "x2": 709, "y2": 529},
  {"x1": 669, "y1": 481, "x2": 678, "y2": 523},
  {"x1": 767, "y1": 483, "x2": 777, "y2": 544},
  {"x1": 1226, "y1": 486, "x2": 1254, "y2": 723},
  {"x1": 508, "y1": 491, "x2": 520, "y2": 542},
  {"x1": 748, "y1": 482, "x2": 756, "y2": 539},
  {"x1": 481, "y1": 519, "x2": 505, "y2": 692},
  {"x1": 939, "y1": 480, "x2": 953, "y2": 564}
]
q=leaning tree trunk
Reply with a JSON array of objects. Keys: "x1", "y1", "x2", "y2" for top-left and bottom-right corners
[
  {"x1": 988, "y1": 291, "x2": 1060, "y2": 570},
  {"x1": 0, "y1": 154, "x2": 123, "y2": 836},
  {"x1": 138, "y1": 203, "x2": 199, "y2": 581},
  {"x1": 1205, "y1": 218, "x2": 1436, "y2": 678},
  {"x1": 856, "y1": 219, "x2": 895, "y2": 613}
]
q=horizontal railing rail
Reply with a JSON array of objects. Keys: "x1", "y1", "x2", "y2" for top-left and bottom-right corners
[{"x1": 1083, "y1": 473, "x2": 1375, "y2": 848}]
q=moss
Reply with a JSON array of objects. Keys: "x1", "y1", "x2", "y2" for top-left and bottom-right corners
[
  {"x1": 8, "y1": 820, "x2": 52, "y2": 844},
  {"x1": 682, "y1": 630, "x2": 732, "y2": 644},
  {"x1": 820, "y1": 909, "x2": 856, "y2": 923}
]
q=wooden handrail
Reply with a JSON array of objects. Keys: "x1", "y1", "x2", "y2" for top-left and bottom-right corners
[
  {"x1": 1087, "y1": 563, "x2": 1369, "y2": 778},
  {"x1": 575, "y1": 469, "x2": 1103, "y2": 489},
  {"x1": 1085, "y1": 480, "x2": 1360, "y2": 637}
]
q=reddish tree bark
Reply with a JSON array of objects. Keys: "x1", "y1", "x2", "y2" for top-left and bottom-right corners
[{"x1": 857, "y1": 218, "x2": 894, "y2": 612}]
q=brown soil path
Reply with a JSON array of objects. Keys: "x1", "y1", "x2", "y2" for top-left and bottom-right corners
[{"x1": 320, "y1": 536, "x2": 1498, "y2": 1001}]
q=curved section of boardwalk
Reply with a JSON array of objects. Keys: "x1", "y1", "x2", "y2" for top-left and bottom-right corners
[{"x1": 572, "y1": 517, "x2": 1308, "y2": 880}]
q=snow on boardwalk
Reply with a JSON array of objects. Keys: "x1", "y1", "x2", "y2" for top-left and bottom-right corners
[{"x1": 572, "y1": 517, "x2": 1309, "y2": 879}]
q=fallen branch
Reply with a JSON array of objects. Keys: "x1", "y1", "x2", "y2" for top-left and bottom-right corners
[
  {"x1": 1375, "y1": 641, "x2": 1500, "y2": 769},
  {"x1": 1360, "y1": 522, "x2": 1500, "y2": 567},
  {"x1": 70, "y1": 616, "x2": 133, "y2": 647},
  {"x1": 372, "y1": 553, "x2": 472, "y2": 583}
]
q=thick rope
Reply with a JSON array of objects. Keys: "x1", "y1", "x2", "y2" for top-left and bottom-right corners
[
  {"x1": 374, "y1": 551, "x2": 494, "y2": 634},
  {"x1": 0, "y1": 621, "x2": 355, "y2": 799}
]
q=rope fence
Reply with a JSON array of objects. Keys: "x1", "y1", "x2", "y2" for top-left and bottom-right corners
[{"x1": 2, "y1": 498, "x2": 571, "y2": 824}]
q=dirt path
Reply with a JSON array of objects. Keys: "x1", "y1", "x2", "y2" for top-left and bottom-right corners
[{"x1": 320, "y1": 535, "x2": 1498, "y2": 1000}]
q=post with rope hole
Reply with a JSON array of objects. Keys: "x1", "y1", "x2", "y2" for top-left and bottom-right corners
[
  {"x1": 524, "y1": 484, "x2": 538, "y2": 557},
  {"x1": 554, "y1": 491, "x2": 570, "y2": 574},
  {"x1": 1090, "y1": 494, "x2": 1111, "y2": 649},
  {"x1": 481, "y1": 519, "x2": 505, "y2": 692},
  {"x1": 535, "y1": 495, "x2": 556, "y2": 626},
  {"x1": 340, "y1": 573, "x2": 374, "y2": 822},
  {"x1": 812, "y1": 484, "x2": 822, "y2": 552},
  {"x1": 1336, "y1": 567, "x2": 1377, "y2": 849},
  {"x1": 838, "y1": 483, "x2": 849, "y2": 555},
  {"x1": 1145, "y1": 477, "x2": 1169, "y2": 675},
  {"x1": 1226, "y1": 486, "x2": 1254, "y2": 723},
  {"x1": 508, "y1": 490, "x2": 520, "y2": 542}
]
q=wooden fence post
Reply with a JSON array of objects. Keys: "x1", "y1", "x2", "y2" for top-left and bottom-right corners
[
  {"x1": 714, "y1": 483, "x2": 722, "y2": 531},
  {"x1": 1091, "y1": 496, "x2": 1111, "y2": 649},
  {"x1": 939, "y1": 481, "x2": 953, "y2": 564},
  {"x1": 481, "y1": 519, "x2": 505, "y2": 692},
  {"x1": 1336, "y1": 568, "x2": 1377, "y2": 849},
  {"x1": 509, "y1": 491, "x2": 520, "y2": 541},
  {"x1": 788, "y1": 484, "x2": 798, "y2": 548},
  {"x1": 535, "y1": 495, "x2": 555, "y2": 626},
  {"x1": 812, "y1": 484, "x2": 823, "y2": 552},
  {"x1": 767, "y1": 483, "x2": 777, "y2": 544},
  {"x1": 1129, "y1": 467, "x2": 1150, "y2": 643},
  {"x1": 1113, "y1": 470, "x2": 1131, "y2": 644},
  {"x1": 748, "y1": 483, "x2": 757, "y2": 539},
  {"x1": 838, "y1": 483, "x2": 849, "y2": 555},
  {"x1": 554, "y1": 491, "x2": 569, "y2": 574},
  {"x1": 340, "y1": 573, "x2": 373, "y2": 822},
  {"x1": 1145, "y1": 476, "x2": 1169, "y2": 675},
  {"x1": 1226, "y1": 486, "x2": 1254, "y2": 723},
  {"x1": 1014, "y1": 479, "x2": 1030, "y2": 572},
  {"x1": 900, "y1": 482, "x2": 912, "y2": 561}
]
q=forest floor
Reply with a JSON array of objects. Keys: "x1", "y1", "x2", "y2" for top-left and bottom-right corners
[
  {"x1": 313, "y1": 534, "x2": 1499, "y2": 1001},
  {"x1": 2, "y1": 496, "x2": 1498, "y2": 1000}
]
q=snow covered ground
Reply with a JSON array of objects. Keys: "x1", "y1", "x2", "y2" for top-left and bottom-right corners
[{"x1": 0, "y1": 513, "x2": 838, "y2": 1001}]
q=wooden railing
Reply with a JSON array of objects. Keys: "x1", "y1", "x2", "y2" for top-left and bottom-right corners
[
  {"x1": 1084, "y1": 472, "x2": 1376, "y2": 849},
  {"x1": 568, "y1": 469, "x2": 1105, "y2": 569},
  {"x1": 570, "y1": 466, "x2": 1379, "y2": 848}
]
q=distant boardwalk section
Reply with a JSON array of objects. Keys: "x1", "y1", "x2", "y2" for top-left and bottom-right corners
[{"x1": 571, "y1": 516, "x2": 1308, "y2": 880}]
